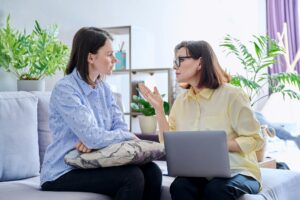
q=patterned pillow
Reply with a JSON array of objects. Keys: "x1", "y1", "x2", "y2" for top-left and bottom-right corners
[{"x1": 64, "y1": 140, "x2": 165, "y2": 168}]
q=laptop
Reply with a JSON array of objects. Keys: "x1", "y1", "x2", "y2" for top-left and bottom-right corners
[{"x1": 163, "y1": 131, "x2": 231, "y2": 178}]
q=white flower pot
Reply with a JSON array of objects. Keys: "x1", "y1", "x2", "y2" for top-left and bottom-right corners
[
  {"x1": 17, "y1": 80, "x2": 45, "y2": 91},
  {"x1": 138, "y1": 115, "x2": 157, "y2": 134}
]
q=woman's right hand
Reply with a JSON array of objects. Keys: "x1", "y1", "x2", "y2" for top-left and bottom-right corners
[
  {"x1": 75, "y1": 141, "x2": 92, "y2": 153},
  {"x1": 138, "y1": 83, "x2": 164, "y2": 112}
]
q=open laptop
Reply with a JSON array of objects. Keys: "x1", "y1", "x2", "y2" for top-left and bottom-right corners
[{"x1": 163, "y1": 131, "x2": 231, "y2": 178}]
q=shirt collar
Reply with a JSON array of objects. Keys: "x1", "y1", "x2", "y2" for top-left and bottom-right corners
[
  {"x1": 186, "y1": 87, "x2": 214, "y2": 100},
  {"x1": 71, "y1": 69, "x2": 98, "y2": 96}
]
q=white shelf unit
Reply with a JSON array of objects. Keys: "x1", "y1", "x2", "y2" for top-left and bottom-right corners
[{"x1": 102, "y1": 26, "x2": 173, "y2": 131}]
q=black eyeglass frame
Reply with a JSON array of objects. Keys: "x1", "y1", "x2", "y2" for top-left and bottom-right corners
[{"x1": 173, "y1": 56, "x2": 193, "y2": 68}]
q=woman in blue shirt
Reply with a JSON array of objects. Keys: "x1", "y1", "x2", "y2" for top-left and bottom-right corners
[{"x1": 40, "y1": 27, "x2": 162, "y2": 200}]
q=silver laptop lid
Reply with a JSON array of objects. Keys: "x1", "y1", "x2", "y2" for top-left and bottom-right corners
[{"x1": 163, "y1": 131, "x2": 231, "y2": 178}]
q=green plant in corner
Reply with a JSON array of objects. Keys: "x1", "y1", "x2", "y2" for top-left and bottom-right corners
[
  {"x1": 0, "y1": 15, "x2": 69, "y2": 80},
  {"x1": 131, "y1": 94, "x2": 170, "y2": 116},
  {"x1": 220, "y1": 34, "x2": 300, "y2": 107}
]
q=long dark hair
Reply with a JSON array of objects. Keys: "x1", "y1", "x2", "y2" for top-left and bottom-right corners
[
  {"x1": 66, "y1": 27, "x2": 113, "y2": 85},
  {"x1": 174, "y1": 40, "x2": 230, "y2": 89}
]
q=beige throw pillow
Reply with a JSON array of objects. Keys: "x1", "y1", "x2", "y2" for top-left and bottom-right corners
[{"x1": 64, "y1": 140, "x2": 165, "y2": 168}]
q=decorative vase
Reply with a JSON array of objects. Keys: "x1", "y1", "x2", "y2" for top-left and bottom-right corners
[
  {"x1": 256, "y1": 125, "x2": 276, "y2": 162},
  {"x1": 138, "y1": 115, "x2": 157, "y2": 134},
  {"x1": 17, "y1": 79, "x2": 45, "y2": 91},
  {"x1": 115, "y1": 51, "x2": 126, "y2": 70}
]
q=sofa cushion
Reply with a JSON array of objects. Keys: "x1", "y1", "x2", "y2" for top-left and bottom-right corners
[
  {"x1": 0, "y1": 175, "x2": 169, "y2": 200},
  {"x1": 0, "y1": 92, "x2": 40, "y2": 181},
  {"x1": 0, "y1": 176, "x2": 111, "y2": 200},
  {"x1": 64, "y1": 140, "x2": 165, "y2": 168},
  {"x1": 155, "y1": 161, "x2": 300, "y2": 200},
  {"x1": 255, "y1": 111, "x2": 295, "y2": 141},
  {"x1": 31, "y1": 91, "x2": 53, "y2": 166}
]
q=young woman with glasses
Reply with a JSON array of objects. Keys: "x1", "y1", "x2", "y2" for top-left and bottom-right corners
[
  {"x1": 40, "y1": 27, "x2": 162, "y2": 200},
  {"x1": 139, "y1": 40, "x2": 263, "y2": 200}
]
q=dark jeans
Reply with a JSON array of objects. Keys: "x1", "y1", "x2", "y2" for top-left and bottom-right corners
[
  {"x1": 42, "y1": 162, "x2": 162, "y2": 200},
  {"x1": 170, "y1": 174, "x2": 260, "y2": 200}
]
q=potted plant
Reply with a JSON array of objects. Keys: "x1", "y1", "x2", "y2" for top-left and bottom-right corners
[
  {"x1": 220, "y1": 34, "x2": 300, "y2": 107},
  {"x1": 0, "y1": 15, "x2": 69, "y2": 91},
  {"x1": 220, "y1": 34, "x2": 300, "y2": 161},
  {"x1": 131, "y1": 94, "x2": 170, "y2": 134}
]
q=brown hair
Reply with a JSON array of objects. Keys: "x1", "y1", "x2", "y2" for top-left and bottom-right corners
[
  {"x1": 174, "y1": 40, "x2": 230, "y2": 89},
  {"x1": 65, "y1": 27, "x2": 113, "y2": 85}
]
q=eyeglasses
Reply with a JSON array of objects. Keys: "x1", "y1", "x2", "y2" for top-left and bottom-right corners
[{"x1": 173, "y1": 56, "x2": 193, "y2": 68}]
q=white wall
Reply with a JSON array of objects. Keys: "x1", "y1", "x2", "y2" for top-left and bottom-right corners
[{"x1": 0, "y1": 0, "x2": 266, "y2": 91}]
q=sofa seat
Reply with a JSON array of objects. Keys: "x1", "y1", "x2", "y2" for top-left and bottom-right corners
[
  {"x1": 239, "y1": 168, "x2": 300, "y2": 200},
  {"x1": 1, "y1": 167, "x2": 300, "y2": 200},
  {"x1": 0, "y1": 175, "x2": 172, "y2": 200},
  {"x1": 0, "y1": 176, "x2": 111, "y2": 200},
  {"x1": 156, "y1": 161, "x2": 300, "y2": 200}
]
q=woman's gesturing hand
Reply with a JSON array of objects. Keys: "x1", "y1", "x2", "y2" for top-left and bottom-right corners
[{"x1": 138, "y1": 83, "x2": 164, "y2": 112}]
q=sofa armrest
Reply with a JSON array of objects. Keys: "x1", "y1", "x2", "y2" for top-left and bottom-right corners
[{"x1": 135, "y1": 133, "x2": 160, "y2": 142}]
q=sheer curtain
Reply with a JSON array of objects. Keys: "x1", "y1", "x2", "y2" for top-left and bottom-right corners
[
  {"x1": 266, "y1": 0, "x2": 300, "y2": 74},
  {"x1": 264, "y1": 0, "x2": 300, "y2": 138}
]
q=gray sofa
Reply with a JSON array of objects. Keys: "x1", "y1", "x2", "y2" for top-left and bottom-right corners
[{"x1": 1, "y1": 91, "x2": 300, "y2": 200}]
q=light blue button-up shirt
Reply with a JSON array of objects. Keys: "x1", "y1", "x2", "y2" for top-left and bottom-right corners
[{"x1": 40, "y1": 69, "x2": 134, "y2": 185}]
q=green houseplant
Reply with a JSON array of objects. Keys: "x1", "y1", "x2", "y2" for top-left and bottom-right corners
[
  {"x1": 131, "y1": 95, "x2": 170, "y2": 116},
  {"x1": 0, "y1": 15, "x2": 69, "y2": 90},
  {"x1": 131, "y1": 94, "x2": 170, "y2": 133},
  {"x1": 220, "y1": 34, "x2": 300, "y2": 107}
]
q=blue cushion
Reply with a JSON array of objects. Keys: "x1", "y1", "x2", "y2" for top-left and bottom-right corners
[
  {"x1": 255, "y1": 112, "x2": 294, "y2": 140},
  {"x1": 31, "y1": 91, "x2": 52, "y2": 167},
  {"x1": 0, "y1": 92, "x2": 40, "y2": 181}
]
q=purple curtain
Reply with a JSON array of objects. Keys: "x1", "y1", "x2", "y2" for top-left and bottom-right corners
[{"x1": 267, "y1": 0, "x2": 300, "y2": 74}]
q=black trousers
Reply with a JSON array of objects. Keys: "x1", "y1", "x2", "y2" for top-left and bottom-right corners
[
  {"x1": 170, "y1": 174, "x2": 260, "y2": 200},
  {"x1": 42, "y1": 162, "x2": 162, "y2": 200}
]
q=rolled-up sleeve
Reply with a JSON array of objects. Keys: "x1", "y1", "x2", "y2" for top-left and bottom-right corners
[
  {"x1": 158, "y1": 100, "x2": 177, "y2": 143},
  {"x1": 229, "y1": 89, "x2": 264, "y2": 153},
  {"x1": 50, "y1": 83, "x2": 133, "y2": 149}
]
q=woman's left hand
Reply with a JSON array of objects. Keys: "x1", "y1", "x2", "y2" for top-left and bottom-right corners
[
  {"x1": 75, "y1": 141, "x2": 92, "y2": 153},
  {"x1": 138, "y1": 83, "x2": 164, "y2": 112},
  {"x1": 132, "y1": 134, "x2": 141, "y2": 140},
  {"x1": 227, "y1": 138, "x2": 242, "y2": 153}
]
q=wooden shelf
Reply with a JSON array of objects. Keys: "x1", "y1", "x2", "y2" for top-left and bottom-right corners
[
  {"x1": 112, "y1": 69, "x2": 130, "y2": 74},
  {"x1": 103, "y1": 26, "x2": 173, "y2": 132},
  {"x1": 131, "y1": 68, "x2": 171, "y2": 74},
  {"x1": 101, "y1": 26, "x2": 131, "y2": 35}
]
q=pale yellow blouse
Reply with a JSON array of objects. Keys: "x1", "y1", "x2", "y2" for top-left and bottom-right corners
[{"x1": 166, "y1": 83, "x2": 264, "y2": 183}]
